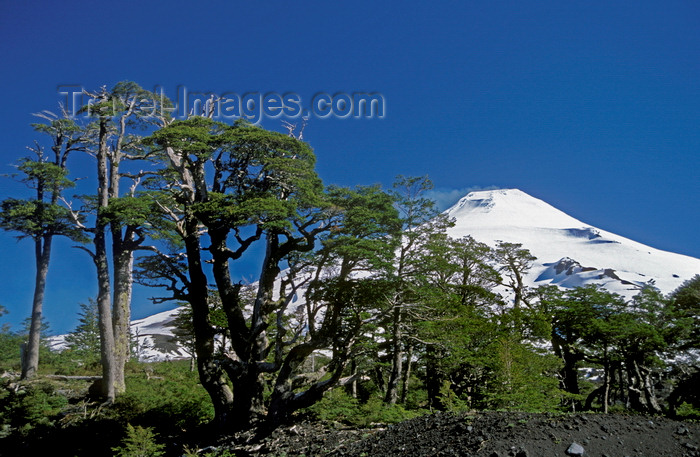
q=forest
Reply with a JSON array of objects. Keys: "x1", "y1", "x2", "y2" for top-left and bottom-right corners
[{"x1": 0, "y1": 81, "x2": 698, "y2": 456}]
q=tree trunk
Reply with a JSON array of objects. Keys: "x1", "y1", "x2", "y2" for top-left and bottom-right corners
[
  {"x1": 626, "y1": 359, "x2": 662, "y2": 414},
  {"x1": 96, "y1": 117, "x2": 116, "y2": 403},
  {"x1": 112, "y1": 245, "x2": 134, "y2": 394},
  {"x1": 350, "y1": 359, "x2": 358, "y2": 399},
  {"x1": 21, "y1": 235, "x2": 52, "y2": 380},
  {"x1": 425, "y1": 345, "x2": 443, "y2": 411},
  {"x1": 184, "y1": 211, "x2": 234, "y2": 426},
  {"x1": 95, "y1": 226, "x2": 116, "y2": 402},
  {"x1": 602, "y1": 347, "x2": 610, "y2": 413},
  {"x1": 584, "y1": 385, "x2": 605, "y2": 411},
  {"x1": 231, "y1": 365, "x2": 266, "y2": 429},
  {"x1": 400, "y1": 343, "x2": 413, "y2": 404},
  {"x1": 551, "y1": 336, "x2": 582, "y2": 411},
  {"x1": 233, "y1": 233, "x2": 282, "y2": 427},
  {"x1": 384, "y1": 304, "x2": 403, "y2": 405},
  {"x1": 266, "y1": 339, "x2": 350, "y2": 428}
]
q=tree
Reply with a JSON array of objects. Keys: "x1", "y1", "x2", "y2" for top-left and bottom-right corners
[
  {"x1": 103, "y1": 82, "x2": 172, "y2": 394},
  {"x1": 493, "y1": 241, "x2": 536, "y2": 313},
  {"x1": 111, "y1": 424, "x2": 165, "y2": 457},
  {"x1": 266, "y1": 184, "x2": 401, "y2": 424},
  {"x1": 667, "y1": 275, "x2": 700, "y2": 415},
  {"x1": 539, "y1": 284, "x2": 674, "y2": 414},
  {"x1": 669, "y1": 274, "x2": 700, "y2": 350},
  {"x1": 139, "y1": 117, "x2": 403, "y2": 429},
  {"x1": 381, "y1": 175, "x2": 453, "y2": 405},
  {"x1": 611, "y1": 285, "x2": 668, "y2": 414},
  {"x1": 416, "y1": 235, "x2": 503, "y2": 410},
  {"x1": 537, "y1": 284, "x2": 624, "y2": 412},
  {"x1": 0, "y1": 112, "x2": 86, "y2": 379},
  {"x1": 0, "y1": 305, "x2": 24, "y2": 369},
  {"x1": 65, "y1": 299, "x2": 101, "y2": 363},
  {"x1": 67, "y1": 82, "x2": 171, "y2": 400}
]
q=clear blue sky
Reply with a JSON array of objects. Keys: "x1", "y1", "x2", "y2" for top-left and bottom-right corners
[{"x1": 1, "y1": 0, "x2": 698, "y2": 334}]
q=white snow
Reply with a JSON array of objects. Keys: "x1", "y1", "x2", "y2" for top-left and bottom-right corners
[{"x1": 445, "y1": 189, "x2": 700, "y2": 296}]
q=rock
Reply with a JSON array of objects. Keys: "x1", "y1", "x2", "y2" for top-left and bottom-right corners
[
  {"x1": 566, "y1": 442, "x2": 585, "y2": 456},
  {"x1": 676, "y1": 426, "x2": 690, "y2": 436},
  {"x1": 507, "y1": 447, "x2": 528, "y2": 457}
]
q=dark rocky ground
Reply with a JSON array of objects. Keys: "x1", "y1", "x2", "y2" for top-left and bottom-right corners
[{"x1": 214, "y1": 411, "x2": 700, "y2": 457}]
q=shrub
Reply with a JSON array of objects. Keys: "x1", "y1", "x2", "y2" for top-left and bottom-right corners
[
  {"x1": 111, "y1": 360, "x2": 213, "y2": 430},
  {"x1": 0, "y1": 381, "x2": 68, "y2": 430},
  {"x1": 112, "y1": 424, "x2": 165, "y2": 457},
  {"x1": 676, "y1": 402, "x2": 700, "y2": 420},
  {"x1": 305, "y1": 388, "x2": 423, "y2": 427},
  {"x1": 0, "y1": 331, "x2": 23, "y2": 370},
  {"x1": 306, "y1": 387, "x2": 361, "y2": 423}
]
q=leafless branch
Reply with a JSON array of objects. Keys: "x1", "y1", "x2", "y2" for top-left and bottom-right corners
[
  {"x1": 73, "y1": 245, "x2": 96, "y2": 262},
  {"x1": 60, "y1": 196, "x2": 89, "y2": 231}
]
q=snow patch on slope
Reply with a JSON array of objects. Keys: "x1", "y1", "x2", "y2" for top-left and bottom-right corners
[{"x1": 130, "y1": 308, "x2": 190, "y2": 361}]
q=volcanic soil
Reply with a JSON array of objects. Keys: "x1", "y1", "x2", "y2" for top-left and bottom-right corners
[{"x1": 217, "y1": 411, "x2": 700, "y2": 457}]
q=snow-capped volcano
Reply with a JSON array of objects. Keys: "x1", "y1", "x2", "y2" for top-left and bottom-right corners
[{"x1": 445, "y1": 189, "x2": 699, "y2": 296}]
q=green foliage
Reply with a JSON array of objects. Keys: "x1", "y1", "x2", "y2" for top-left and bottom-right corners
[
  {"x1": 0, "y1": 360, "x2": 217, "y2": 455},
  {"x1": 64, "y1": 299, "x2": 101, "y2": 365},
  {"x1": 484, "y1": 338, "x2": 564, "y2": 412},
  {"x1": 0, "y1": 156, "x2": 85, "y2": 242},
  {"x1": 0, "y1": 198, "x2": 84, "y2": 241},
  {"x1": 438, "y1": 380, "x2": 470, "y2": 412},
  {"x1": 101, "y1": 195, "x2": 159, "y2": 227},
  {"x1": 305, "y1": 388, "x2": 361, "y2": 423},
  {"x1": 321, "y1": 184, "x2": 401, "y2": 271},
  {"x1": 14, "y1": 158, "x2": 74, "y2": 192},
  {"x1": 111, "y1": 424, "x2": 165, "y2": 457},
  {"x1": 305, "y1": 388, "x2": 423, "y2": 427},
  {"x1": 0, "y1": 382, "x2": 68, "y2": 430},
  {"x1": 669, "y1": 274, "x2": 700, "y2": 349},
  {"x1": 0, "y1": 316, "x2": 22, "y2": 370},
  {"x1": 112, "y1": 361, "x2": 214, "y2": 430},
  {"x1": 675, "y1": 402, "x2": 700, "y2": 420}
]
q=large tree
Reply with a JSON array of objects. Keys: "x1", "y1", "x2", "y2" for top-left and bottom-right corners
[
  {"x1": 139, "y1": 117, "x2": 400, "y2": 429},
  {"x1": 537, "y1": 284, "x2": 625, "y2": 412},
  {"x1": 0, "y1": 113, "x2": 86, "y2": 379},
  {"x1": 381, "y1": 176, "x2": 453, "y2": 405},
  {"x1": 68, "y1": 82, "x2": 170, "y2": 400},
  {"x1": 416, "y1": 235, "x2": 502, "y2": 410}
]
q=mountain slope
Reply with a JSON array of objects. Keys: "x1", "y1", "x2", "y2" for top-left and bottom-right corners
[{"x1": 445, "y1": 188, "x2": 699, "y2": 296}]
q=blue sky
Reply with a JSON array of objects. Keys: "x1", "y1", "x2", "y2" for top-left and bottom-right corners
[{"x1": 0, "y1": 1, "x2": 699, "y2": 334}]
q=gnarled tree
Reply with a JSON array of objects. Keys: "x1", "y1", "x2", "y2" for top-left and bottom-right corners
[{"x1": 140, "y1": 118, "x2": 400, "y2": 429}]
